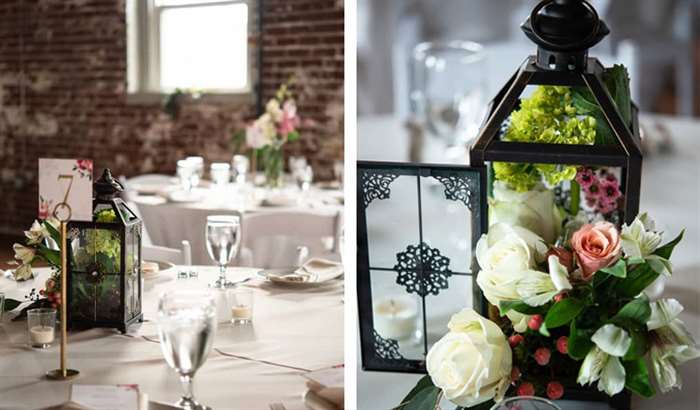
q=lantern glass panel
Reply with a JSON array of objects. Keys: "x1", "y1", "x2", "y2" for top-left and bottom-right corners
[
  {"x1": 366, "y1": 175, "x2": 420, "y2": 269},
  {"x1": 424, "y1": 274, "x2": 473, "y2": 347},
  {"x1": 68, "y1": 227, "x2": 123, "y2": 323},
  {"x1": 370, "y1": 270, "x2": 424, "y2": 361}
]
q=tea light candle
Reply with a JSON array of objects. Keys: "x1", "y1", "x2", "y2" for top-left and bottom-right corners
[
  {"x1": 29, "y1": 325, "x2": 55, "y2": 346},
  {"x1": 231, "y1": 305, "x2": 252, "y2": 322},
  {"x1": 373, "y1": 296, "x2": 418, "y2": 341}
]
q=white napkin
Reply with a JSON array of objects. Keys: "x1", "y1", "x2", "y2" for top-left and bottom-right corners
[
  {"x1": 303, "y1": 367, "x2": 344, "y2": 409},
  {"x1": 295, "y1": 258, "x2": 343, "y2": 283}
]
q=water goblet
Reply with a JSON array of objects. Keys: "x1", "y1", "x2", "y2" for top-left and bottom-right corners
[
  {"x1": 296, "y1": 165, "x2": 314, "y2": 192},
  {"x1": 205, "y1": 215, "x2": 241, "y2": 288},
  {"x1": 210, "y1": 163, "x2": 231, "y2": 187},
  {"x1": 490, "y1": 397, "x2": 562, "y2": 410},
  {"x1": 177, "y1": 160, "x2": 195, "y2": 192},
  {"x1": 186, "y1": 156, "x2": 204, "y2": 188},
  {"x1": 157, "y1": 290, "x2": 217, "y2": 410},
  {"x1": 232, "y1": 155, "x2": 249, "y2": 185}
]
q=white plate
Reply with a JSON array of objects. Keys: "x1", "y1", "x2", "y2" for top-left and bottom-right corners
[
  {"x1": 258, "y1": 269, "x2": 341, "y2": 288},
  {"x1": 142, "y1": 260, "x2": 176, "y2": 279},
  {"x1": 168, "y1": 189, "x2": 206, "y2": 203}
]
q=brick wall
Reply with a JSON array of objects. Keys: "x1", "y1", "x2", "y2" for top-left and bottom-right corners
[{"x1": 0, "y1": 0, "x2": 344, "y2": 234}]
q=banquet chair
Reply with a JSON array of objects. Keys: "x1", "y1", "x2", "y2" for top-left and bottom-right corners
[
  {"x1": 239, "y1": 210, "x2": 341, "y2": 269},
  {"x1": 142, "y1": 241, "x2": 192, "y2": 266}
]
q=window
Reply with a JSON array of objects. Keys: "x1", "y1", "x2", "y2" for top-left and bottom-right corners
[{"x1": 127, "y1": 0, "x2": 254, "y2": 97}]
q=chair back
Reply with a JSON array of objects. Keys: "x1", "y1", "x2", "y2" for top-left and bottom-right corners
[
  {"x1": 240, "y1": 210, "x2": 340, "y2": 269},
  {"x1": 142, "y1": 240, "x2": 192, "y2": 265}
]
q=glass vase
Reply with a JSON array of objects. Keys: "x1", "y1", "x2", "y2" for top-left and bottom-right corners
[{"x1": 262, "y1": 145, "x2": 284, "y2": 188}]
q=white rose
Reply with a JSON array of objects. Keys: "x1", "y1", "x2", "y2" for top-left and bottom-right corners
[
  {"x1": 476, "y1": 223, "x2": 547, "y2": 273},
  {"x1": 427, "y1": 309, "x2": 512, "y2": 408},
  {"x1": 489, "y1": 182, "x2": 562, "y2": 243}
]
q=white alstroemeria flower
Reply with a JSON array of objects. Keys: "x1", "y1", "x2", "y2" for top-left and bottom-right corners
[
  {"x1": 24, "y1": 220, "x2": 49, "y2": 245},
  {"x1": 506, "y1": 311, "x2": 530, "y2": 333},
  {"x1": 647, "y1": 299, "x2": 700, "y2": 393},
  {"x1": 13, "y1": 243, "x2": 35, "y2": 264},
  {"x1": 514, "y1": 257, "x2": 571, "y2": 307},
  {"x1": 13, "y1": 263, "x2": 34, "y2": 281},
  {"x1": 476, "y1": 269, "x2": 532, "y2": 331},
  {"x1": 621, "y1": 213, "x2": 664, "y2": 264},
  {"x1": 578, "y1": 325, "x2": 631, "y2": 396}
]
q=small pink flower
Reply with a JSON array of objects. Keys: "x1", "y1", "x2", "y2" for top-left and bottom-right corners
[
  {"x1": 575, "y1": 168, "x2": 596, "y2": 188},
  {"x1": 570, "y1": 222, "x2": 621, "y2": 280},
  {"x1": 517, "y1": 382, "x2": 535, "y2": 396},
  {"x1": 600, "y1": 171, "x2": 618, "y2": 184},
  {"x1": 585, "y1": 181, "x2": 601, "y2": 197},
  {"x1": 600, "y1": 179, "x2": 621, "y2": 201},
  {"x1": 278, "y1": 100, "x2": 300, "y2": 136},
  {"x1": 596, "y1": 198, "x2": 618, "y2": 215},
  {"x1": 535, "y1": 347, "x2": 551, "y2": 366},
  {"x1": 547, "y1": 381, "x2": 564, "y2": 400}
]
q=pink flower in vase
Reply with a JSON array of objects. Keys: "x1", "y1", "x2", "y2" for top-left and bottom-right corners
[
  {"x1": 570, "y1": 222, "x2": 621, "y2": 280},
  {"x1": 575, "y1": 167, "x2": 596, "y2": 188},
  {"x1": 585, "y1": 180, "x2": 602, "y2": 198},
  {"x1": 600, "y1": 178, "x2": 621, "y2": 202},
  {"x1": 278, "y1": 100, "x2": 300, "y2": 136},
  {"x1": 76, "y1": 159, "x2": 92, "y2": 172},
  {"x1": 596, "y1": 197, "x2": 618, "y2": 215},
  {"x1": 38, "y1": 198, "x2": 52, "y2": 220}
]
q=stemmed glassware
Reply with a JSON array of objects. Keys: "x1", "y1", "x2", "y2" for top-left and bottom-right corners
[
  {"x1": 186, "y1": 156, "x2": 204, "y2": 188},
  {"x1": 232, "y1": 155, "x2": 249, "y2": 185},
  {"x1": 210, "y1": 163, "x2": 231, "y2": 187},
  {"x1": 490, "y1": 397, "x2": 561, "y2": 410},
  {"x1": 157, "y1": 290, "x2": 217, "y2": 410},
  {"x1": 295, "y1": 165, "x2": 314, "y2": 192},
  {"x1": 177, "y1": 160, "x2": 195, "y2": 192},
  {"x1": 205, "y1": 215, "x2": 241, "y2": 288}
]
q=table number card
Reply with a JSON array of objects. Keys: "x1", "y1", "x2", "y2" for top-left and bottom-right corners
[{"x1": 38, "y1": 158, "x2": 93, "y2": 222}]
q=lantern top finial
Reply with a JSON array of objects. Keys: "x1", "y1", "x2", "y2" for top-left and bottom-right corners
[
  {"x1": 94, "y1": 169, "x2": 123, "y2": 200},
  {"x1": 521, "y1": 0, "x2": 609, "y2": 71}
]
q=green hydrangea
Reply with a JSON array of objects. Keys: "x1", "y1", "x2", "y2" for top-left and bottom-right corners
[{"x1": 496, "y1": 86, "x2": 597, "y2": 192}]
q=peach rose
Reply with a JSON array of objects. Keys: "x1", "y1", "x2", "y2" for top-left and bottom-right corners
[{"x1": 570, "y1": 222, "x2": 621, "y2": 280}]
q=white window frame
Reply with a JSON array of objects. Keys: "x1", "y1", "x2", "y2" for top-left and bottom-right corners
[{"x1": 126, "y1": 0, "x2": 257, "y2": 103}]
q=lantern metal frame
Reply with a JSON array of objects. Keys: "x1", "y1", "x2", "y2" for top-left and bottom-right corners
[
  {"x1": 357, "y1": 161, "x2": 487, "y2": 373},
  {"x1": 67, "y1": 172, "x2": 143, "y2": 334}
]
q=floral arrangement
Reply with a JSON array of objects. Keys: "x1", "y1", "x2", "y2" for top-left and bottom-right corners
[
  {"x1": 398, "y1": 65, "x2": 699, "y2": 409},
  {"x1": 399, "y1": 214, "x2": 696, "y2": 409},
  {"x1": 242, "y1": 80, "x2": 300, "y2": 187}
]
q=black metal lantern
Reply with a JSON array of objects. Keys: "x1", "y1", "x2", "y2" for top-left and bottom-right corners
[
  {"x1": 358, "y1": 1, "x2": 640, "y2": 407},
  {"x1": 67, "y1": 169, "x2": 143, "y2": 333}
]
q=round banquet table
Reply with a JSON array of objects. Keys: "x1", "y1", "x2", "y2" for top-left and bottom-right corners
[
  {"x1": 129, "y1": 183, "x2": 344, "y2": 265},
  {"x1": 357, "y1": 113, "x2": 700, "y2": 410},
  {"x1": 0, "y1": 266, "x2": 344, "y2": 410}
]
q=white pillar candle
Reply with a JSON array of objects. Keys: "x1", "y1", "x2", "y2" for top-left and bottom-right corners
[
  {"x1": 29, "y1": 325, "x2": 55, "y2": 346},
  {"x1": 373, "y1": 296, "x2": 418, "y2": 341}
]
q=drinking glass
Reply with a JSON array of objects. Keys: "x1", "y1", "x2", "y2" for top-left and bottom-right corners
[
  {"x1": 289, "y1": 156, "x2": 307, "y2": 176},
  {"x1": 411, "y1": 41, "x2": 486, "y2": 157},
  {"x1": 295, "y1": 165, "x2": 314, "y2": 192},
  {"x1": 177, "y1": 160, "x2": 195, "y2": 191},
  {"x1": 186, "y1": 156, "x2": 204, "y2": 188},
  {"x1": 232, "y1": 155, "x2": 249, "y2": 185},
  {"x1": 226, "y1": 288, "x2": 254, "y2": 325},
  {"x1": 210, "y1": 163, "x2": 230, "y2": 187},
  {"x1": 205, "y1": 215, "x2": 241, "y2": 288},
  {"x1": 157, "y1": 290, "x2": 217, "y2": 410},
  {"x1": 490, "y1": 397, "x2": 562, "y2": 410},
  {"x1": 27, "y1": 308, "x2": 56, "y2": 348}
]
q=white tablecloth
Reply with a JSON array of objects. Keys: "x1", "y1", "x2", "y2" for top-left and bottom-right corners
[
  {"x1": 357, "y1": 114, "x2": 700, "y2": 409},
  {"x1": 0, "y1": 266, "x2": 343, "y2": 410},
  {"x1": 130, "y1": 183, "x2": 343, "y2": 265}
]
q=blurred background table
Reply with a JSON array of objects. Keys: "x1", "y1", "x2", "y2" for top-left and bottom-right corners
[
  {"x1": 0, "y1": 266, "x2": 343, "y2": 410},
  {"x1": 357, "y1": 113, "x2": 700, "y2": 409}
]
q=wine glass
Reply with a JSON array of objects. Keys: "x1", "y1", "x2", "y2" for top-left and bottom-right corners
[
  {"x1": 205, "y1": 215, "x2": 241, "y2": 288},
  {"x1": 186, "y1": 156, "x2": 204, "y2": 188},
  {"x1": 232, "y1": 155, "x2": 249, "y2": 185},
  {"x1": 410, "y1": 41, "x2": 486, "y2": 161},
  {"x1": 157, "y1": 290, "x2": 217, "y2": 410},
  {"x1": 210, "y1": 163, "x2": 231, "y2": 187},
  {"x1": 177, "y1": 160, "x2": 195, "y2": 192},
  {"x1": 490, "y1": 397, "x2": 562, "y2": 410},
  {"x1": 295, "y1": 165, "x2": 314, "y2": 192}
]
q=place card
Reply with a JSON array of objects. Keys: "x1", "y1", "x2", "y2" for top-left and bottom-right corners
[
  {"x1": 70, "y1": 384, "x2": 140, "y2": 410},
  {"x1": 38, "y1": 158, "x2": 93, "y2": 222}
]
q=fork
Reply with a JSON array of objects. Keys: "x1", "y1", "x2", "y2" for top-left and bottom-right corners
[{"x1": 269, "y1": 403, "x2": 286, "y2": 410}]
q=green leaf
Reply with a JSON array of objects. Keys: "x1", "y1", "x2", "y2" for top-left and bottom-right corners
[
  {"x1": 601, "y1": 259, "x2": 627, "y2": 278},
  {"x1": 401, "y1": 386, "x2": 441, "y2": 410},
  {"x1": 37, "y1": 244, "x2": 61, "y2": 268},
  {"x1": 545, "y1": 298, "x2": 585, "y2": 328},
  {"x1": 622, "y1": 328, "x2": 650, "y2": 360},
  {"x1": 570, "y1": 180, "x2": 581, "y2": 215},
  {"x1": 2, "y1": 298, "x2": 21, "y2": 312},
  {"x1": 568, "y1": 320, "x2": 595, "y2": 360},
  {"x1": 44, "y1": 221, "x2": 61, "y2": 246},
  {"x1": 624, "y1": 359, "x2": 655, "y2": 398},
  {"x1": 604, "y1": 65, "x2": 632, "y2": 128},
  {"x1": 395, "y1": 375, "x2": 434, "y2": 410},
  {"x1": 655, "y1": 230, "x2": 684, "y2": 259},
  {"x1": 613, "y1": 297, "x2": 652, "y2": 327},
  {"x1": 287, "y1": 130, "x2": 300, "y2": 142},
  {"x1": 499, "y1": 300, "x2": 546, "y2": 316}
]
